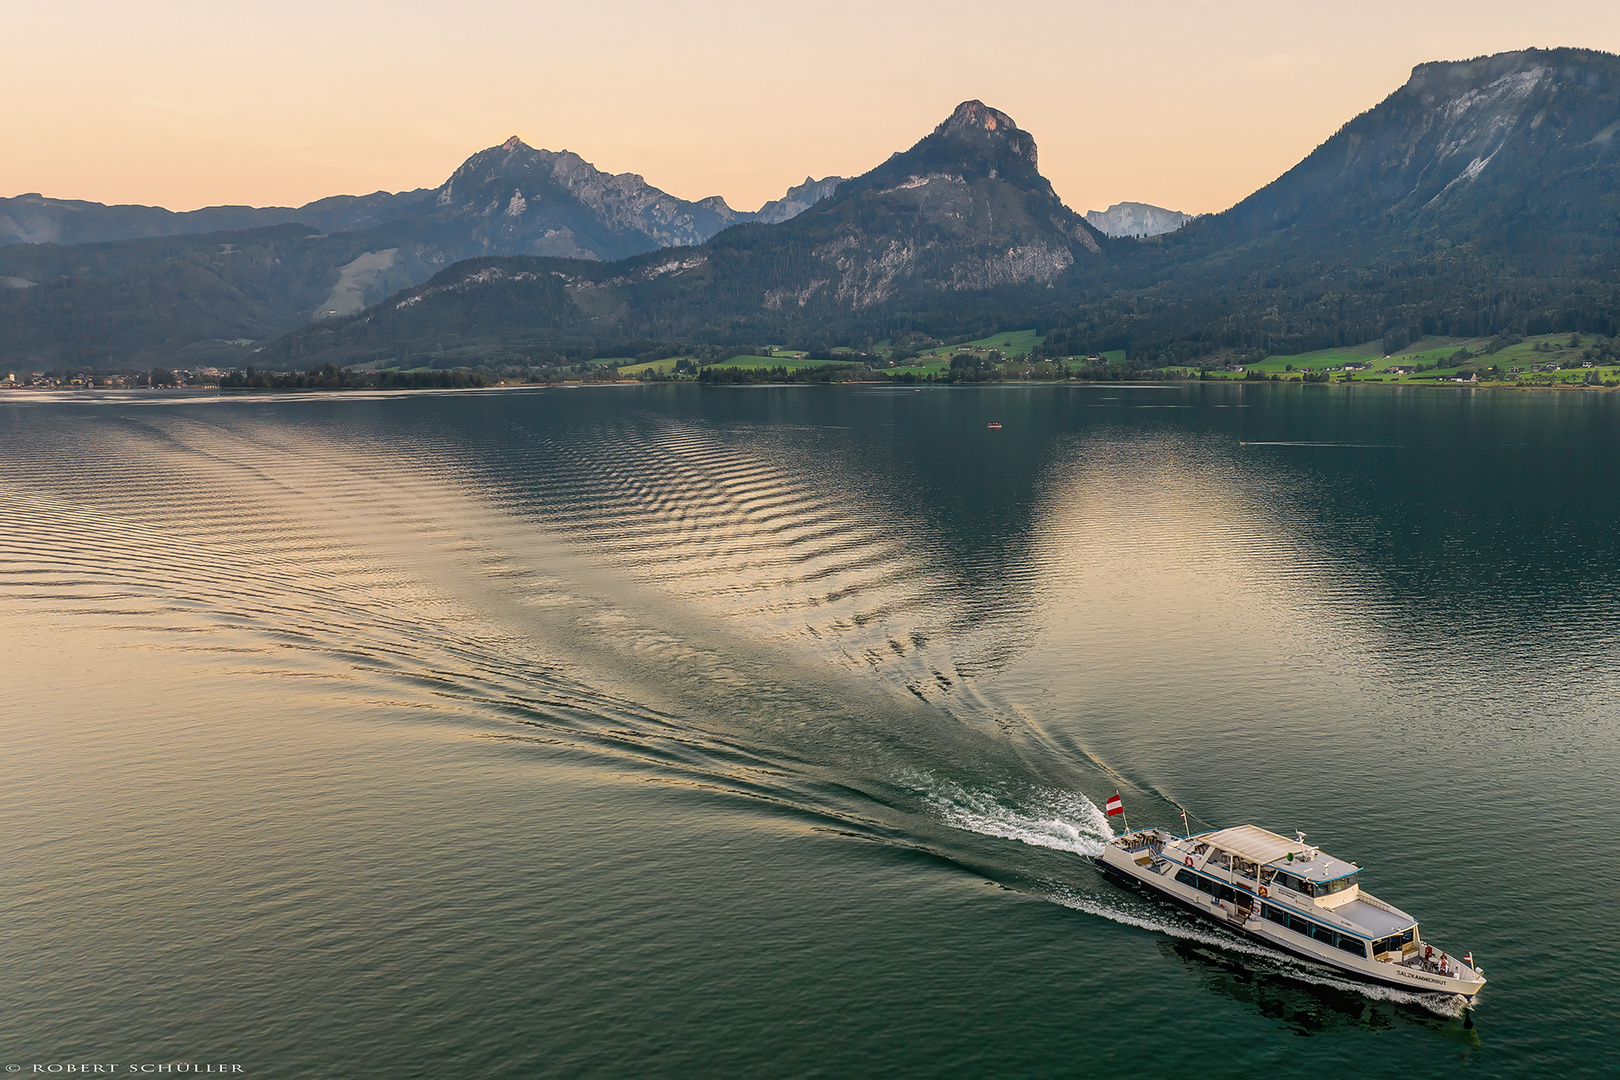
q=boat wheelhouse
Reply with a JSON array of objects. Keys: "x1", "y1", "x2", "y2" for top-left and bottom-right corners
[{"x1": 1097, "y1": 823, "x2": 1486, "y2": 999}]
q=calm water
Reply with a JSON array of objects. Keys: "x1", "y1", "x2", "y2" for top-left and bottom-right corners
[{"x1": 2, "y1": 382, "x2": 1616, "y2": 1078}]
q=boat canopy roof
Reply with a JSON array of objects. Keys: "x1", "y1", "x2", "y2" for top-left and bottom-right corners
[{"x1": 1201, "y1": 825, "x2": 1311, "y2": 865}]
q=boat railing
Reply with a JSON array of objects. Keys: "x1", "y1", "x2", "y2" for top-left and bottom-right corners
[{"x1": 1397, "y1": 952, "x2": 1464, "y2": 979}]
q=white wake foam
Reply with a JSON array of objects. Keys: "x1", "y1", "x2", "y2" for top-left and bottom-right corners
[{"x1": 914, "y1": 776, "x2": 1114, "y2": 857}]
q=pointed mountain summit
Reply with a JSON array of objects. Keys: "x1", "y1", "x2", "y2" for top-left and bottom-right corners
[
  {"x1": 423, "y1": 136, "x2": 749, "y2": 260},
  {"x1": 843, "y1": 101, "x2": 1044, "y2": 194},
  {"x1": 715, "y1": 99, "x2": 1099, "y2": 309}
]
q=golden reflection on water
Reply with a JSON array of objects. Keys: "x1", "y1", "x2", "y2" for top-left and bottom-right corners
[{"x1": 4, "y1": 387, "x2": 1619, "y2": 1076}]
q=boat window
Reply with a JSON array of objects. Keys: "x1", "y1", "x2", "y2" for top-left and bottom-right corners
[
  {"x1": 1182, "y1": 870, "x2": 1248, "y2": 903},
  {"x1": 1323, "y1": 872, "x2": 1359, "y2": 894},
  {"x1": 1261, "y1": 905, "x2": 1367, "y2": 956},
  {"x1": 1265, "y1": 904, "x2": 1307, "y2": 935},
  {"x1": 1372, "y1": 930, "x2": 1415, "y2": 955}
]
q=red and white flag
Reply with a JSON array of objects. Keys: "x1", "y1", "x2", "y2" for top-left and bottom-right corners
[{"x1": 1105, "y1": 794, "x2": 1124, "y2": 817}]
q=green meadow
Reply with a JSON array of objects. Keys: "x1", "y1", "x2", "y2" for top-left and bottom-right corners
[
  {"x1": 611, "y1": 332, "x2": 1618, "y2": 387},
  {"x1": 706, "y1": 353, "x2": 838, "y2": 371},
  {"x1": 613, "y1": 357, "x2": 689, "y2": 375},
  {"x1": 1191, "y1": 334, "x2": 1619, "y2": 385},
  {"x1": 888, "y1": 328, "x2": 1047, "y2": 374}
]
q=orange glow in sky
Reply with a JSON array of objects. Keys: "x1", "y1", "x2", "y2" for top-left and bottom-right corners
[{"x1": 5, "y1": 1, "x2": 1618, "y2": 217}]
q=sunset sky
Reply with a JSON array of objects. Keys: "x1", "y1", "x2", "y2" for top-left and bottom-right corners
[{"x1": 7, "y1": 1, "x2": 1619, "y2": 218}]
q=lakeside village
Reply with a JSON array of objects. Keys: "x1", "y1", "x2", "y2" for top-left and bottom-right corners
[{"x1": 7, "y1": 330, "x2": 1620, "y2": 392}]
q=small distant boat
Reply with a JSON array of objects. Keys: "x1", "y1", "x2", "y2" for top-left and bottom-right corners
[
  {"x1": 1097, "y1": 818, "x2": 1487, "y2": 1000},
  {"x1": 986, "y1": 421, "x2": 1002, "y2": 429}
]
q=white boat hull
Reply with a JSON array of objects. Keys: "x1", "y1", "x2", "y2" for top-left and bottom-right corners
[{"x1": 1097, "y1": 834, "x2": 1486, "y2": 1000}]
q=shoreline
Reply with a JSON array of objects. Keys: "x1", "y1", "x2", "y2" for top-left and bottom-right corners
[{"x1": 7, "y1": 378, "x2": 1620, "y2": 399}]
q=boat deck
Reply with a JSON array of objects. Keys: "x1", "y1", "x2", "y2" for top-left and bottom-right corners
[
  {"x1": 1332, "y1": 898, "x2": 1410, "y2": 938},
  {"x1": 1395, "y1": 952, "x2": 1473, "y2": 980}
]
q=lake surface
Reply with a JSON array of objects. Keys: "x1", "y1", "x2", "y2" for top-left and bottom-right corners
[{"x1": 3, "y1": 382, "x2": 1616, "y2": 1078}]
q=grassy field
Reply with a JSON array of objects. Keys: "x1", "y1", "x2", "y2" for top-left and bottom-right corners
[
  {"x1": 887, "y1": 328, "x2": 1047, "y2": 375},
  {"x1": 1196, "y1": 333, "x2": 1620, "y2": 385},
  {"x1": 707, "y1": 354, "x2": 844, "y2": 370},
  {"x1": 1244, "y1": 348, "x2": 1381, "y2": 373},
  {"x1": 614, "y1": 333, "x2": 1618, "y2": 386},
  {"x1": 621, "y1": 334, "x2": 1047, "y2": 380},
  {"x1": 958, "y1": 329, "x2": 1043, "y2": 356},
  {"x1": 885, "y1": 361, "x2": 951, "y2": 376},
  {"x1": 614, "y1": 357, "x2": 689, "y2": 375}
]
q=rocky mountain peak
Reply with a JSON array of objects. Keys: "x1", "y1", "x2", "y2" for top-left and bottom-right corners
[
  {"x1": 929, "y1": 101, "x2": 1037, "y2": 170},
  {"x1": 499, "y1": 136, "x2": 527, "y2": 152},
  {"x1": 844, "y1": 100, "x2": 1044, "y2": 198},
  {"x1": 937, "y1": 100, "x2": 1018, "y2": 137}
]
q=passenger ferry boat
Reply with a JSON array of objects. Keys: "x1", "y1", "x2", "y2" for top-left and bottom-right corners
[{"x1": 1097, "y1": 823, "x2": 1487, "y2": 999}]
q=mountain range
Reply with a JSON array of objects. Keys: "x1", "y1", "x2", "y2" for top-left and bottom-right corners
[
  {"x1": 269, "y1": 100, "x2": 1110, "y2": 367},
  {"x1": 4, "y1": 46, "x2": 1618, "y2": 370},
  {"x1": 0, "y1": 141, "x2": 844, "y2": 366},
  {"x1": 0, "y1": 148, "x2": 840, "y2": 257}
]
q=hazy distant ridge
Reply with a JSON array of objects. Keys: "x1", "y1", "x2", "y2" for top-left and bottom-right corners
[
  {"x1": 0, "y1": 190, "x2": 431, "y2": 248},
  {"x1": 1084, "y1": 202, "x2": 1193, "y2": 238}
]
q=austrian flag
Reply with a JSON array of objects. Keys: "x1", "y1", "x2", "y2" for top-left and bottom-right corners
[{"x1": 1105, "y1": 794, "x2": 1124, "y2": 817}]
